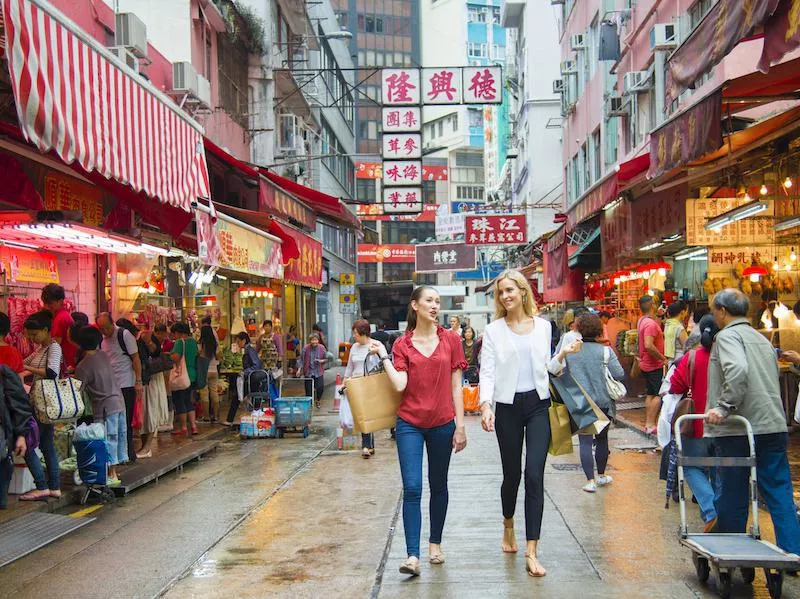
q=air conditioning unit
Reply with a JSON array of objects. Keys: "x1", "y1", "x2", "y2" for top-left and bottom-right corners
[
  {"x1": 623, "y1": 70, "x2": 648, "y2": 94},
  {"x1": 550, "y1": 0, "x2": 565, "y2": 4},
  {"x1": 560, "y1": 59, "x2": 577, "y2": 75},
  {"x1": 107, "y1": 46, "x2": 139, "y2": 74},
  {"x1": 115, "y1": 12, "x2": 148, "y2": 59},
  {"x1": 552, "y1": 78, "x2": 564, "y2": 94},
  {"x1": 570, "y1": 34, "x2": 586, "y2": 51},
  {"x1": 606, "y1": 95, "x2": 629, "y2": 117},
  {"x1": 650, "y1": 23, "x2": 677, "y2": 50},
  {"x1": 195, "y1": 75, "x2": 211, "y2": 108},
  {"x1": 172, "y1": 62, "x2": 199, "y2": 95}
]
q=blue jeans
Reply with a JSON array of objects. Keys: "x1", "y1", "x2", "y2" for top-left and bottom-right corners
[
  {"x1": 25, "y1": 421, "x2": 60, "y2": 491},
  {"x1": 396, "y1": 417, "x2": 455, "y2": 558},
  {"x1": 714, "y1": 433, "x2": 800, "y2": 554},
  {"x1": 681, "y1": 436, "x2": 717, "y2": 524}
]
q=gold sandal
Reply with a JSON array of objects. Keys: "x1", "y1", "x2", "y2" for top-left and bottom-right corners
[
  {"x1": 502, "y1": 518, "x2": 517, "y2": 553},
  {"x1": 525, "y1": 554, "x2": 547, "y2": 577}
]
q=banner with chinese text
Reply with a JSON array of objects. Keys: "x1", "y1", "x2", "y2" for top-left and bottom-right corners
[
  {"x1": 280, "y1": 225, "x2": 323, "y2": 289},
  {"x1": 0, "y1": 246, "x2": 59, "y2": 284},
  {"x1": 465, "y1": 214, "x2": 527, "y2": 245},
  {"x1": 415, "y1": 242, "x2": 476, "y2": 272},
  {"x1": 202, "y1": 217, "x2": 283, "y2": 279},
  {"x1": 685, "y1": 197, "x2": 776, "y2": 246},
  {"x1": 44, "y1": 173, "x2": 104, "y2": 226}
]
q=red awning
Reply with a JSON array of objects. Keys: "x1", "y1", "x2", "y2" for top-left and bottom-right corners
[
  {"x1": 616, "y1": 153, "x2": 650, "y2": 183},
  {"x1": 261, "y1": 169, "x2": 361, "y2": 229},
  {"x1": 722, "y1": 56, "x2": 800, "y2": 113},
  {"x1": 565, "y1": 174, "x2": 618, "y2": 232},
  {"x1": 204, "y1": 138, "x2": 260, "y2": 179},
  {"x1": 211, "y1": 203, "x2": 300, "y2": 264},
  {"x1": 2, "y1": 0, "x2": 210, "y2": 213}
]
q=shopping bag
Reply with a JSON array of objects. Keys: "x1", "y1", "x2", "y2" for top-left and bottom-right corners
[
  {"x1": 549, "y1": 374, "x2": 596, "y2": 431},
  {"x1": 548, "y1": 401, "x2": 573, "y2": 456},
  {"x1": 131, "y1": 394, "x2": 144, "y2": 429},
  {"x1": 29, "y1": 377, "x2": 84, "y2": 424},
  {"x1": 575, "y1": 385, "x2": 610, "y2": 436},
  {"x1": 345, "y1": 369, "x2": 402, "y2": 433},
  {"x1": 169, "y1": 355, "x2": 190, "y2": 391},
  {"x1": 462, "y1": 383, "x2": 480, "y2": 413},
  {"x1": 339, "y1": 396, "x2": 354, "y2": 430}
]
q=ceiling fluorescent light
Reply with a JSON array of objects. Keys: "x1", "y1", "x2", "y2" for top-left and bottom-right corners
[
  {"x1": 674, "y1": 247, "x2": 707, "y2": 261},
  {"x1": 704, "y1": 200, "x2": 768, "y2": 231},
  {"x1": 774, "y1": 216, "x2": 800, "y2": 232},
  {"x1": 639, "y1": 241, "x2": 664, "y2": 251},
  {"x1": 662, "y1": 233, "x2": 682, "y2": 242}
]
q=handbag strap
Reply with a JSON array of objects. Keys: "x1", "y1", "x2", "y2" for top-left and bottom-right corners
[
  {"x1": 687, "y1": 349, "x2": 696, "y2": 396},
  {"x1": 603, "y1": 346, "x2": 609, "y2": 367}
]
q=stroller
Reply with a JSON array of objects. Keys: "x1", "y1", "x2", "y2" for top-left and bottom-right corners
[
  {"x1": 72, "y1": 437, "x2": 115, "y2": 505},
  {"x1": 242, "y1": 369, "x2": 278, "y2": 412}
]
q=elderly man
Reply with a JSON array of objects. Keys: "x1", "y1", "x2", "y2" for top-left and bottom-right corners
[
  {"x1": 706, "y1": 289, "x2": 800, "y2": 554},
  {"x1": 96, "y1": 313, "x2": 142, "y2": 464}
]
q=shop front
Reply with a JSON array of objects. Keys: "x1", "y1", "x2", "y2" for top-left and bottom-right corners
[{"x1": 278, "y1": 222, "x2": 323, "y2": 352}]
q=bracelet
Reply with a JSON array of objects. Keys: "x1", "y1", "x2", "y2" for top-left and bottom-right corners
[{"x1": 381, "y1": 356, "x2": 391, "y2": 363}]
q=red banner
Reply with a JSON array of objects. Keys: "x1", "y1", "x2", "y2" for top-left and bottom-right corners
[
  {"x1": 543, "y1": 244, "x2": 584, "y2": 303},
  {"x1": 282, "y1": 225, "x2": 323, "y2": 288},
  {"x1": 565, "y1": 174, "x2": 617, "y2": 232},
  {"x1": 0, "y1": 246, "x2": 59, "y2": 284},
  {"x1": 648, "y1": 91, "x2": 723, "y2": 179},
  {"x1": 758, "y1": 0, "x2": 800, "y2": 72},
  {"x1": 259, "y1": 179, "x2": 316, "y2": 230},
  {"x1": 631, "y1": 185, "x2": 688, "y2": 249},
  {"x1": 601, "y1": 198, "x2": 633, "y2": 271},
  {"x1": 464, "y1": 214, "x2": 527, "y2": 245},
  {"x1": 665, "y1": 0, "x2": 781, "y2": 106},
  {"x1": 357, "y1": 244, "x2": 416, "y2": 263}
]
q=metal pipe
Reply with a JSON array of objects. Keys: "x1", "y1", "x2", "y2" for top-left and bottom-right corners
[{"x1": 610, "y1": 0, "x2": 664, "y2": 75}]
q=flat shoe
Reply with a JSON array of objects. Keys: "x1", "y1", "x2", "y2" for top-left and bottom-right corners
[
  {"x1": 399, "y1": 556, "x2": 420, "y2": 576},
  {"x1": 429, "y1": 552, "x2": 445, "y2": 565},
  {"x1": 20, "y1": 489, "x2": 50, "y2": 501},
  {"x1": 136, "y1": 450, "x2": 152, "y2": 459}
]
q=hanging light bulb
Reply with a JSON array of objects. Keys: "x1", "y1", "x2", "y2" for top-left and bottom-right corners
[
  {"x1": 774, "y1": 302, "x2": 790, "y2": 319},
  {"x1": 760, "y1": 183, "x2": 768, "y2": 196},
  {"x1": 784, "y1": 176, "x2": 793, "y2": 189},
  {"x1": 791, "y1": 247, "x2": 797, "y2": 262},
  {"x1": 786, "y1": 263, "x2": 792, "y2": 272},
  {"x1": 773, "y1": 256, "x2": 780, "y2": 271},
  {"x1": 647, "y1": 289, "x2": 655, "y2": 297},
  {"x1": 761, "y1": 308, "x2": 773, "y2": 330}
]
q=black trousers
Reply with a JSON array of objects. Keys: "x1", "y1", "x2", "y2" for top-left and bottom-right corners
[
  {"x1": 494, "y1": 390, "x2": 551, "y2": 541},
  {"x1": 121, "y1": 387, "x2": 137, "y2": 463}
]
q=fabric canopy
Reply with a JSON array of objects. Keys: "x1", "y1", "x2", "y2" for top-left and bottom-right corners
[
  {"x1": 2, "y1": 0, "x2": 210, "y2": 213},
  {"x1": 616, "y1": 153, "x2": 650, "y2": 183},
  {"x1": 568, "y1": 227, "x2": 601, "y2": 270},
  {"x1": 212, "y1": 202, "x2": 300, "y2": 264}
]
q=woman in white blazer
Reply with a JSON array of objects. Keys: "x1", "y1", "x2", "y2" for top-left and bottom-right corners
[{"x1": 479, "y1": 270, "x2": 580, "y2": 578}]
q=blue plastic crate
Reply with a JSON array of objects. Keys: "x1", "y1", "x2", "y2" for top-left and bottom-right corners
[{"x1": 274, "y1": 397, "x2": 312, "y2": 429}]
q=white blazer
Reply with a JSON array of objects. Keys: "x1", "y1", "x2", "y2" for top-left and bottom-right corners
[{"x1": 479, "y1": 316, "x2": 552, "y2": 407}]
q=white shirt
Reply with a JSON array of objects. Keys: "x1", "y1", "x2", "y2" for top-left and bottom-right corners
[
  {"x1": 479, "y1": 317, "x2": 552, "y2": 406},
  {"x1": 510, "y1": 329, "x2": 537, "y2": 393},
  {"x1": 101, "y1": 326, "x2": 138, "y2": 389}
]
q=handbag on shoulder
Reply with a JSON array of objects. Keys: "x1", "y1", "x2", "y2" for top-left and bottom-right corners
[{"x1": 345, "y1": 356, "x2": 402, "y2": 434}]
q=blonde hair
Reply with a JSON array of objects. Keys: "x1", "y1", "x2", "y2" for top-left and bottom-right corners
[{"x1": 493, "y1": 269, "x2": 537, "y2": 320}]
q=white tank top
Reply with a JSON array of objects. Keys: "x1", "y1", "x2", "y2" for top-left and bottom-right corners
[{"x1": 510, "y1": 328, "x2": 536, "y2": 393}]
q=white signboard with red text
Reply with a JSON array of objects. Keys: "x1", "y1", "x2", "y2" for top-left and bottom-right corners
[
  {"x1": 382, "y1": 133, "x2": 422, "y2": 159},
  {"x1": 421, "y1": 68, "x2": 463, "y2": 104},
  {"x1": 382, "y1": 107, "x2": 421, "y2": 132},
  {"x1": 382, "y1": 160, "x2": 422, "y2": 186},
  {"x1": 462, "y1": 67, "x2": 502, "y2": 104},
  {"x1": 465, "y1": 214, "x2": 527, "y2": 245},
  {"x1": 381, "y1": 69, "x2": 421, "y2": 105},
  {"x1": 383, "y1": 187, "x2": 423, "y2": 214}
]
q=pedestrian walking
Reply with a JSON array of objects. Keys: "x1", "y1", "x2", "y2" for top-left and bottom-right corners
[
  {"x1": 368, "y1": 285, "x2": 467, "y2": 577},
  {"x1": 97, "y1": 312, "x2": 142, "y2": 463},
  {"x1": 705, "y1": 288, "x2": 800, "y2": 555},
  {"x1": 462, "y1": 326, "x2": 479, "y2": 384},
  {"x1": 668, "y1": 314, "x2": 719, "y2": 532},
  {"x1": 257, "y1": 320, "x2": 279, "y2": 372},
  {"x1": 74, "y1": 326, "x2": 128, "y2": 484},
  {"x1": 663, "y1": 300, "x2": 689, "y2": 363},
  {"x1": 20, "y1": 311, "x2": 62, "y2": 501},
  {"x1": 343, "y1": 319, "x2": 378, "y2": 458},
  {"x1": 549, "y1": 312, "x2": 624, "y2": 493},
  {"x1": 636, "y1": 295, "x2": 668, "y2": 435},
  {"x1": 136, "y1": 329, "x2": 169, "y2": 458},
  {"x1": 169, "y1": 322, "x2": 199, "y2": 436},
  {"x1": 478, "y1": 270, "x2": 580, "y2": 578},
  {"x1": 197, "y1": 325, "x2": 221, "y2": 422},
  {"x1": 300, "y1": 334, "x2": 326, "y2": 408},
  {"x1": 448, "y1": 315, "x2": 462, "y2": 338}
]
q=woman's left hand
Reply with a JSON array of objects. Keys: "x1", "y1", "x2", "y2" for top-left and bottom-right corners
[{"x1": 452, "y1": 426, "x2": 467, "y2": 453}]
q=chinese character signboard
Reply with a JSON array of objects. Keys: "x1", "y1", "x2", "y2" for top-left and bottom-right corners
[
  {"x1": 382, "y1": 107, "x2": 421, "y2": 132},
  {"x1": 422, "y1": 68, "x2": 462, "y2": 104},
  {"x1": 685, "y1": 198, "x2": 776, "y2": 247},
  {"x1": 381, "y1": 69, "x2": 421, "y2": 105},
  {"x1": 44, "y1": 173, "x2": 104, "y2": 226},
  {"x1": 280, "y1": 225, "x2": 323, "y2": 288},
  {"x1": 465, "y1": 214, "x2": 527, "y2": 245},
  {"x1": 382, "y1": 160, "x2": 422, "y2": 186},
  {"x1": 356, "y1": 203, "x2": 438, "y2": 221},
  {"x1": 205, "y1": 217, "x2": 284, "y2": 280},
  {"x1": 415, "y1": 242, "x2": 476, "y2": 272},
  {"x1": 462, "y1": 66, "x2": 502, "y2": 104},
  {"x1": 383, "y1": 187, "x2": 423, "y2": 214},
  {"x1": 0, "y1": 246, "x2": 59, "y2": 284},
  {"x1": 382, "y1": 133, "x2": 422, "y2": 159},
  {"x1": 357, "y1": 244, "x2": 416, "y2": 263}
]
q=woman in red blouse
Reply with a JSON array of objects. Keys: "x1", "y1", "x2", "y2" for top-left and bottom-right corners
[{"x1": 370, "y1": 286, "x2": 467, "y2": 577}]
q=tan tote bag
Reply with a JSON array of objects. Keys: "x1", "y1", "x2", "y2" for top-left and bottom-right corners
[{"x1": 344, "y1": 359, "x2": 402, "y2": 434}]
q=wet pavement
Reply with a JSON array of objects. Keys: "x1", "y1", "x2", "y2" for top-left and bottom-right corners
[{"x1": 1, "y1": 375, "x2": 798, "y2": 598}]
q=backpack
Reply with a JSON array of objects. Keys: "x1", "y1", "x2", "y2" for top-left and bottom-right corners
[{"x1": 103, "y1": 328, "x2": 132, "y2": 360}]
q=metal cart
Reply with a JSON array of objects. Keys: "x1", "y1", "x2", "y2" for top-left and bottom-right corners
[
  {"x1": 675, "y1": 414, "x2": 800, "y2": 598},
  {"x1": 274, "y1": 377, "x2": 313, "y2": 438}
]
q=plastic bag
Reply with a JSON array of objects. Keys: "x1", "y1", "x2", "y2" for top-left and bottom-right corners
[
  {"x1": 657, "y1": 393, "x2": 681, "y2": 448},
  {"x1": 73, "y1": 422, "x2": 105, "y2": 442},
  {"x1": 339, "y1": 396, "x2": 354, "y2": 430},
  {"x1": 131, "y1": 394, "x2": 144, "y2": 429}
]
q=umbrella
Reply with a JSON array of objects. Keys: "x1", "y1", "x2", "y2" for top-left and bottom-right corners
[{"x1": 664, "y1": 439, "x2": 679, "y2": 509}]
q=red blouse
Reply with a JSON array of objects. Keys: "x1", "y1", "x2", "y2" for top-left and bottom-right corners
[{"x1": 391, "y1": 326, "x2": 468, "y2": 429}]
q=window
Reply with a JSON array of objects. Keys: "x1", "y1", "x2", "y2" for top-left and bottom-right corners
[
  {"x1": 416, "y1": 273, "x2": 437, "y2": 285},
  {"x1": 491, "y1": 7, "x2": 501, "y2": 24},
  {"x1": 581, "y1": 142, "x2": 590, "y2": 189},
  {"x1": 591, "y1": 129, "x2": 601, "y2": 182},
  {"x1": 383, "y1": 264, "x2": 414, "y2": 282},
  {"x1": 455, "y1": 151, "x2": 483, "y2": 167},
  {"x1": 335, "y1": 11, "x2": 348, "y2": 28},
  {"x1": 375, "y1": 17, "x2": 384, "y2": 33},
  {"x1": 359, "y1": 263, "x2": 378, "y2": 284},
  {"x1": 357, "y1": 179, "x2": 376, "y2": 203},
  {"x1": 468, "y1": 108, "x2": 482, "y2": 129},
  {"x1": 365, "y1": 15, "x2": 374, "y2": 32},
  {"x1": 572, "y1": 154, "x2": 582, "y2": 197},
  {"x1": 384, "y1": 222, "x2": 435, "y2": 244},
  {"x1": 468, "y1": 6, "x2": 486, "y2": 23},
  {"x1": 451, "y1": 113, "x2": 458, "y2": 131},
  {"x1": 456, "y1": 185, "x2": 484, "y2": 200},
  {"x1": 438, "y1": 121, "x2": 444, "y2": 137},
  {"x1": 217, "y1": 34, "x2": 248, "y2": 128},
  {"x1": 467, "y1": 42, "x2": 488, "y2": 58},
  {"x1": 321, "y1": 117, "x2": 355, "y2": 198},
  {"x1": 689, "y1": 0, "x2": 714, "y2": 30},
  {"x1": 357, "y1": 13, "x2": 365, "y2": 31}
]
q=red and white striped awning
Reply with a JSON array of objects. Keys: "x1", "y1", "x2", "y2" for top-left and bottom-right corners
[{"x1": 1, "y1": 0, "x2": 210, "y2": 213}]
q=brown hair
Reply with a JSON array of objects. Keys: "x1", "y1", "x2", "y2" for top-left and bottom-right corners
[
  {"x1": 352, "y1": 319, "x2": 371, "y2": 337},
  {"x1": 407, "y1": 286, "x2": 438, "y2": 331},
  {"x1": 575, "y1": 313, "x2": 603, "y2": 340}
]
